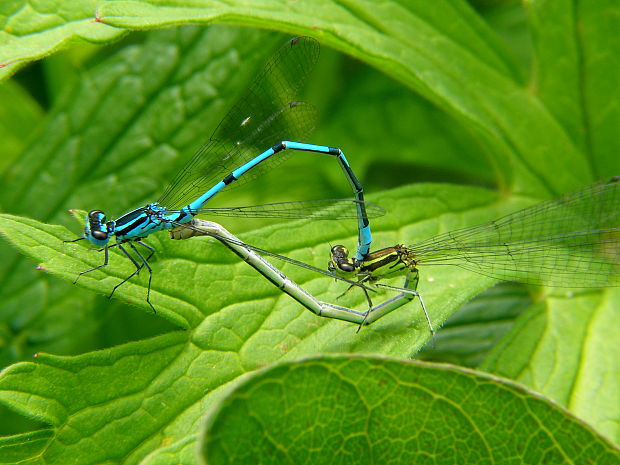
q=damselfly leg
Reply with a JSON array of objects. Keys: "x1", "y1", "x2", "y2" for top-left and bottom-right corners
[{"x1": 111, "y1": 242, "x2": 156, "y2": 312}]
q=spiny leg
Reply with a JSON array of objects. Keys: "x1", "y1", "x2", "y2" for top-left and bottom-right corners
[
  {"x1": 138, "y1": 240, "x2": 155, "y2": 262},
  {"x1": 74, "y1": 245, "x2": 109, "y2": 284},
  {"x1": 64, "y1": 237, "x2": 85, "y2": 244},
  {"x1": 341, "y1": 272, "x2": 376, "y2": 332},
  {"x1": 376, "y1": 269, "x2": 434, "y2": 335},
  {"x1": 360, "y1": 280, "x2": 374, "y2": 308},
  {"x1": 357, "y1": 274, "x2": 377, "y2": 331},
  {"x1": 111, "y1": 243, "x2": 143, "y2": 298},
  {"x1": 130, "y1": 242, "x2": 156, "y2": 313},
  {"x1": 109, "y1": 242, "x2": 157, "y2": 312},
  {"x1": 356, "y1": 277, "x2": 375, "y2": 334},
  {"x1": 337, "y1": 273, "x2": 372, "y2": 300},
  {"x1": 126, "y1": 240, "x2": 156, "y2": 277},
  {"x1": 354, "y1": 275, "x2": 377, "y2": 332},
  {"x1": 417, "y1": 293, "x2": 433, "y2": 336}
]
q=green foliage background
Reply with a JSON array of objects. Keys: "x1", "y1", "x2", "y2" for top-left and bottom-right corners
[{"x1": 0, "y1": 1, "x2": 619, "y2": 464}]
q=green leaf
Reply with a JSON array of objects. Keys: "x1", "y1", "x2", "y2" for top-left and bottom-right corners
[
  {"x1": 0, "y1": 429, "x2": 54, "y2": 463},
  {"x1": 0, "y1": 332, "x2": 192, "y2": 464},
  {"x1": 200, "y1": 355, "x2": 620, "y2": 464},
  {"x1": 95, "y1": 0, "x2": 617, "y2": 193},
  {"x1": 5, "y1": 1, "x2": 616, "y2": 192},
  {"x1": 482, "y1": 289, "x2": 620, "y2": 443},
  {"x1": 0, "y1": 3, "x2": 619, "y2": 464},
  {"x1": 0, "y1": 182, "x2": 539, "y2": 464},
  {"x1": 0, "y1": 0, "x2": 123, "y2": 80},
  {"x1": 526, "y1": 0, "x2": 620, "y2": 177},
  {"x1": 0, "y1": 80, "x2": 43, "y2": 176},
  {"x1": 417, "y1": 282, "x2": 533, "y2": 367}
]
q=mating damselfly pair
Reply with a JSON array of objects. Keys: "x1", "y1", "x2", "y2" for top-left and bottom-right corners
[
  {"x1": 176, "y1": 177, "x2": 620, "y2": 333},
  {"x1": 66, "y1": 36, "x2": 620, "y2": 333}
]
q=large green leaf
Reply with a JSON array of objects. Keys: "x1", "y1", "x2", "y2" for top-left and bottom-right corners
[
  {"x1": 199, "y1": 355, "x2": 620, "y2": 464},
  {"x1": 0, "y1": 81, "x2": 43, "y2": 176},
  {"x1": 0, "y1": 0, "x2": 123, "y2": 79},
  {"x1": 482, "y1": 289, "x2": 620, "y2": 443},
  {"x1": 526, "y1": 0, "x2": 620, "y2": 177},
  {"x1": 2, "y1": 177, "x2": 617, "y2": 462},
  {"x1": 4, "y1": 1, "x2": 618, "y2": 192},
  {"x1": 417, "y1": 282, "x2": 533, "y2": 367},
  {"x1": 0, "y1": 2, "x2": 619, "y2": 463}
]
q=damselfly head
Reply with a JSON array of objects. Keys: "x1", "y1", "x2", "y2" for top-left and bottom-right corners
[
  {"x1": 84, "y1": 210, "x2": 110, "y2": 246},
  {"x1": 330, "y1": 245, "x2": 349, "y2": 260},
  {"x1": 328, "y1": 245, "x2": 357, "y2": 274}
]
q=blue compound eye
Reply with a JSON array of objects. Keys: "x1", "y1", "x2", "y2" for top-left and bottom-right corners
[{"x1": 88, "y1": 210, "x2": 106, "y2": 222}]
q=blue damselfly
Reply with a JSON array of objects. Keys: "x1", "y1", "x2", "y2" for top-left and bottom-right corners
[{"x1": 67, "y1": 37, "x2": 378, "y2": 310}]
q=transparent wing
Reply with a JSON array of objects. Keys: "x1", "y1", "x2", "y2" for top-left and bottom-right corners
[
  {"x1": 158, "y1": 37, "x2": 320, "y2": 210},
  {"x1": 180, "y1": 199, "x2": 386, "y2": 220},
  {"x1": 411, "y1": 178, "x2": 620, "y2": 288}
]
